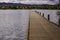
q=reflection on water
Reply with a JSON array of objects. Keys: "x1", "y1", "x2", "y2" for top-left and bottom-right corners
[{"x1": 0, "y1": 10, "x2": 29, "y2": 40}]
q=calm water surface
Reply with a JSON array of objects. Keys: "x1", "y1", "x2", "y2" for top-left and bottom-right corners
[{"x1": 0, "y1": 10, "x2": 29, "y2": 40}]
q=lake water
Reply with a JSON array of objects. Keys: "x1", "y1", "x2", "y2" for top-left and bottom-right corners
[{"x1": 0, "y1": 10, "x2": 30, "y2": 40}]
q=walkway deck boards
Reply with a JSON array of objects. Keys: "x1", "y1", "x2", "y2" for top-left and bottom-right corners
[{"x1": 29, "y1": 12, "x2": 60, "y2": 40}]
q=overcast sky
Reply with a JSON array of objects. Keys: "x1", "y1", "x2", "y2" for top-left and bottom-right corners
[{"x1": 0, "y1": 0, "x2": 59, "y2": 5}]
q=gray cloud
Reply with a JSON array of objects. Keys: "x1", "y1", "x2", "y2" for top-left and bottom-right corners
[
  {"x1": 0, "y1": 0, "x2": 9, "y2": 2},
  {"x1": 0, "y1": 0, "x2": 59, "y2": 5}
]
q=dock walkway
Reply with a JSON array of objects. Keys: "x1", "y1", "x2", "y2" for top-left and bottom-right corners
[{"x1": 28, "y1": 12, "x2": 60, "y2": 40}]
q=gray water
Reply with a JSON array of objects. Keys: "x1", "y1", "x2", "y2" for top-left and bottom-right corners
[{"x1": 0, "y1": 10, "x2": 29, "y2": 40}]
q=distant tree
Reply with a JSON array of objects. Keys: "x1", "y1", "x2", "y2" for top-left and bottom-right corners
[
  {"x1": 50, "y1": 0, "x2": 54, "y2": 1},
  {"x1": 59, "y1": 0, "x2": 60, "y2": 4}
]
